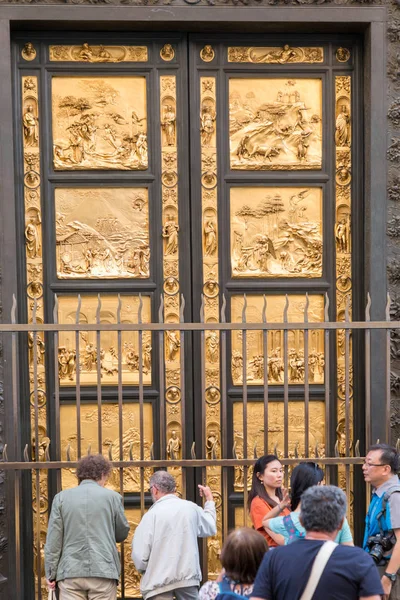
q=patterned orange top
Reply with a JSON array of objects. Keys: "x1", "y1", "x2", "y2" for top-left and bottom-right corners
[{"x1": 249, "y1": 496, "x2": 290, "y2": 547}]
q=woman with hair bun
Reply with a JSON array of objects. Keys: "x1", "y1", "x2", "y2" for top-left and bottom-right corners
[
  {"x1": 248, "y1": 455, "x2": 290, "y2": 547},
  {"x1": 263, "y1": 462, "x2": 353, "y2": 546}
]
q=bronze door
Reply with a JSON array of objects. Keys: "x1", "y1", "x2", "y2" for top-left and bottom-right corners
[{"x1": 14, "y1": 32, "x2": 359, "y2": 596}]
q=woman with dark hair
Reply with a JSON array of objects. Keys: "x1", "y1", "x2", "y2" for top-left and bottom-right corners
[
  {"x1": 263, "y1": 462, "x2": 353, "y2": 545},
  {"x1": 248, "y1": 455, "x2": 290, "y2": 547},
  {"x1": 199, "y1": 527, "x2": 268, "y2": 600}
]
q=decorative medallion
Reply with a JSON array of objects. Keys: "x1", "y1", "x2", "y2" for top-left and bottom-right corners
[
  {"x1": 22, "y1": 42, "x2": 36, "y2": 61},
  {"x1": 336, "y1": 47, "x2": 351, "y2": 63},
  {"x1": 200, "y1": 45, "x2": 215, "y2": 62},
  {"x1": 160, "y1": 44, "x2": 175, "y2": 62}
]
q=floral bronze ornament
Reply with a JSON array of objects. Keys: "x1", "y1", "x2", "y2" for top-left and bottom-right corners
[
  {"x1": 336, "y1": 47, "x2": 351, "y2": 63},
  {"x1": 160, "y1": 44, "x2": 175, "y2": 61},
  {"x1": 22, "y1": 42, "x2": 37, "y2": 61},
  {"x1": 200, "y1": 45, "x2": 215, "y2": 62}
]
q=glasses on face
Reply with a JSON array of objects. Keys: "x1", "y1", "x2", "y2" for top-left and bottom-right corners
[{"x1": 362, "y1": 461, "x2": 389, "y2": 468}]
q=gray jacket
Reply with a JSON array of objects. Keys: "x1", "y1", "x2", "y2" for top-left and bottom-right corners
[{"x1": 44, "y1": 480, "x2": 130, "y2": 582}]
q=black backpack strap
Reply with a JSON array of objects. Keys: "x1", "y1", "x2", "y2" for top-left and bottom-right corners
[{"x1": 376, "y1": 484, "x2": 400, "y2": 534}]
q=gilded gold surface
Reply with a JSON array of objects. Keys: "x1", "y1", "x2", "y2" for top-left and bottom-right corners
[
  {"x1": 228, "y1": 46, "x2": 323, "y2": 64},
  {"x1": 200, "y1": 75, "x2": 222, "y2": 577},
  {"x1": 55, "y1": 188, "x2": 149, "y2": 279},
  {"x1": 60, "y1": 403, "x2": 153, "y2": 492},
  {"x1": 200, "y1": 45, "x2": 215, "y2": 62},
  {"x1": 335, "y1": 76, "x2": 353, "y2": 522},
  {"x1": 160, "y1": 75, "x2": 183, "y2": 494},
  {"x1": 57, "y1": 295, "x2": 152, "y2": 386},
  {"x1": 229, "y1": 78, "x2": 322, "y2": 170},
  {"x1": 336, "y1": 48, "x2": 351, "y2": 63},
  {"x1": 120, "y1": 508, "x2": 145, "y2": 598},
  {"x1": 23, "y1": 74, "x2": 49, "y2": 598},
  {"x1": 230, "y1": 187, "x2": 322, "y2": 278},
  {"x1": 231, "y1": 295, "x2": 325, "y2": 385},
  {"x1": 49, "y1": 44, "x2": 148, "y2": 62},
  {"x1": 22, "y1": 42, "x2": 36, "y2": 61},
  {"x1": 52, "y1": 76, "x2": 147, "y2": 170},
  {"x1": 160, "y1": 44, "x2": 175, "y2": 61}
]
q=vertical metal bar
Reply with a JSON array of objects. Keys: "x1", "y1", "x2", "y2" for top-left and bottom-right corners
[
  {"x1": 344, "y1": 300, "x2": 351, "y2": 516},
  {"x1": 159, "y1": 296, "x2": 166, "y2": 460},
  {"x1": 324, "y1": 294, "x2": 331, "y2": 485},
  {"x1": 200, "y1": 296, "x2": 208, "y2": 581},
  {"x1": 75, "y1": 296, "x2": 82, "y2": 460},
  {"x1": 304, "y1": 296, "x2": 310, "y2": 458},
  {"x1": 35, "y1": 465, "x2": 42, "y2": 600},
  {"x1": 96, "y1": 295, "x2": 102, "y2": 453},
  {"x1": 242, "y1": 296, "x2": 248, "y2": 525},
  {"x1": 138, "y1": 295, "x2": 145, "y2": 516},
  {"x1": 221, "y1": 296, "x2": 228, "y2": 540},
  {"x1": 117, "y1": 296, "x2": 125, "y2": 599},
  {"x1": 365, "y1": 294, "x2": 371, "y2": 453},
  {"x1": 53, "y1": 296, "x2": 61, "y2": 491},
  {"x1": 283, "y1": 297, "x2": 289, "y2": 464},
  {"x1": 180, "y1": 295, "x2": 186, "y2": 497},
  {"x1": 262, "y1": 296, "x2": 269, "y2": 454},
  {"x1": 11, "y1": 296, "x2": 21, "y2": 598},
  {"x1": 386, "y1": 294, "x2": 391, "y2": 442}
]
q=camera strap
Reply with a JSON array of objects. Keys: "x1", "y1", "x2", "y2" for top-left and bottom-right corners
[{"x1": 375, "y1": 485, "x2": 400, "y2": 536}]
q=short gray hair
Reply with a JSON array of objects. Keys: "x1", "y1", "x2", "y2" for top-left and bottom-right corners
[
  {"x1": 300, "y1": 485, "x2": 347, "y2": 533},
  {"x1": 150, "y1": 471, "x2": 176, "y2": 493}
]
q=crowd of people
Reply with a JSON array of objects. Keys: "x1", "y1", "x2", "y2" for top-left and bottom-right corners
[{"x1": 44, "y1": 443, "x2": 400, "y2": 600}]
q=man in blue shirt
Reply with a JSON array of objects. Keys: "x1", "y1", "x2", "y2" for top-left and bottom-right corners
[
  {"x1": 363, "y1": 444, "x2": 400, "y2": 600},
  {"x1": 251, "y1": 485, "x2": 382, "y2": 600}
]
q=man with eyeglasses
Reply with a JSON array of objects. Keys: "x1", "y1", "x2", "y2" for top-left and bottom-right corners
[{"x1": 363, "y1": 443, "x2": 400, "y2": 600}]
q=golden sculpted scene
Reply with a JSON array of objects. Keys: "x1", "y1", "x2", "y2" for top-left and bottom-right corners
[
  {"x1": 228, "y1": 45, "x2": 324, "y2": 64},
  {"x1": 229, "y1": 78, "x2": 322, "y2": 170},
  {"x1": 49, "y1": 43, "x2": 148, "y2": 63},
  {"x1": 60, "y1": 403, "x2": 153, "y2": 492},
  {"x1": 57, "y1": 295, "x2": 152, "y2": 386},
  {"x1": 231, "y1": 295, "x2": 325, "y2": 385},
  {"x1": 230, "y1": 187, "x2": 322, "y2": 278},
  {"x1": 52, "y1": 76, "x2": 148, "y2": 170},
  {"x1": 55, "y1": 188, "x2": 149, "y2": 279}
]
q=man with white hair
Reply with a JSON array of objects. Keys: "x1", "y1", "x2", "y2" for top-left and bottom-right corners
[
  {"x1": 252, "y1": 485, "x2": 383, "y2": 600},
  {"x1": 132, "y1": 471, "x2": 216, "y2": 600}
]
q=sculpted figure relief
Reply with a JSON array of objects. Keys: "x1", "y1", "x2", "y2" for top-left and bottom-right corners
[
  {"x1": 200, "y1": 104, "x2": 216, "y2": 147},
  {"x1": 167, "y1": 430, "x2": 181, "y2": 459},
  {"x1": 161, "y1": 104, "x2": 176, "y2": 146},
  {"x1": 23, "y1": 105, "x2": 39, "y2": 146},
  {"x1": 25, "y1": 220, "x2": 41, "y2": 258},
  {"x1": 166, "y1": 330, "x2": 180, "y2": 361},
  {"x1": 229, "y1": 78, "x2": 322, "y2": 170},
  {"x1": 204, "y1": 219, "x2": 217, "y2": 256},
  {"x1": 52, "y1": 77, "x2": 148, "y2": 170},
  {"x1": 162, "y1": 215, "x2": 179, "y2": 255},
  {"x1": 335, "y1": 105, "x2": 350, "y2": 147},
  {"x1": 335, "y1": 217, "x2": 350, "y2": 253}
]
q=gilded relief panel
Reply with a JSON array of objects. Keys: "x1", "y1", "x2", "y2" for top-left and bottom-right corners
[
  {"x1": 230, "y1": 187, "x2": 322, "y2": 278},
  {"x1": 228, "y1": 46, "x2": 323, "y2": 64},
  {"x1": 229, "y1": 78, "x2": 322, "y2": 170},
  {"x1": 121, "y1": 508, "x2": 146, "y2": 598},
  {"x1": 49, "y1": 43, "x2": 148, "y2": 63},
  {"x1": 55, "y1": 188, "x2": 149, "y2": 279},
  {"x1": 52, "y1": 76, "x2": 147, "y2": 170},
  {"x1": 60, "y1": 403, "x2": 153, "y2": 493},
  {"x1": 231, "y1": 295, "x2": 325, "y2": 385},
  {"x1": 57, "y1": 295, "x2": 152, "y2": 386}
]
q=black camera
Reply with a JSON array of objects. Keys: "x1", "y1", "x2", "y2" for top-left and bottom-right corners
[{"x1": 366, "y1": 533, "x2": 395, "y2": 563}]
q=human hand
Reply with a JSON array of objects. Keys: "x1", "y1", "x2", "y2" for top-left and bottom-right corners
[
  {"x1": 198, "y1": 484, "x2": 213, "y2": 502},
  {"x1": 381, "y1": 575, "x2": 392, "y2": 600},
  {"x1": 46, "y1": 579, "x2": 56, "y2": 590},
  {"x1": 278, "y1": 488, "x2": 290, "y2": 512}
]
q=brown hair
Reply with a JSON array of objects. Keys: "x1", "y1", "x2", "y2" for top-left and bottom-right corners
[
  {"x1": 220, "y1": 527, "x2": 268, "y2": 584},
  {"x1": 76, "y1": 454, "x2": 112, "y2": 483}
]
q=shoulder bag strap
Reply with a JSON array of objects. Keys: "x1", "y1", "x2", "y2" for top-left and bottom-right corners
[{"x1": 299, "y1": 541, "x2": 338, "y2": 600}]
